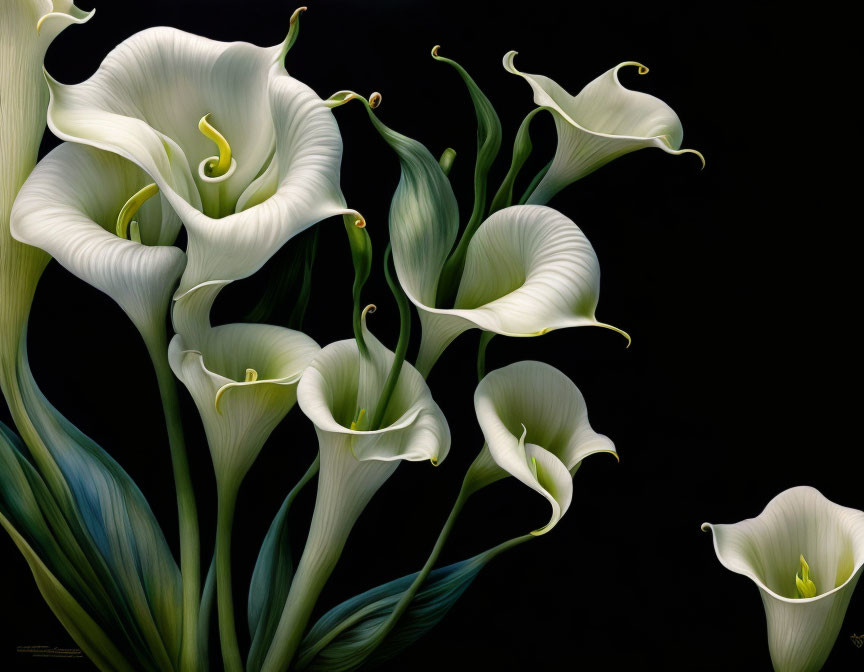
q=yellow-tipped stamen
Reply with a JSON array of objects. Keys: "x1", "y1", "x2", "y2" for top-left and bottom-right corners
[
  {"x1": 350, "y1": 407, "x2": 367, "y2": 431},
  {"x1": 244, "y1": 368, "x2": 259, "y2": 383},
  {"x1": 795, "y1": 554, "x2": 817, "y2": 598},
  {"x1": 529, "y1": 455, "x2": 539, "y2": 480},
  {"x1": 116, "y1": 182, "x2": 159, "y2": 240},
  {"x1": 198, "y1": 114, "x2": 232, "y2": 177}
]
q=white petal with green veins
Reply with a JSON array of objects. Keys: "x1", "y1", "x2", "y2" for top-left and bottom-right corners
[
  {"x1": 703, "y1": 486, "x2": 864, "y2": 672},
  {"x1": 45, "y1": 26, "x2": 355, "y2": 297},
  {"x1": 10, "y1": 143, "x2": 185, "y2": 339},
  {"x1": 503, "y1": 51, "x2": 703, "y2": 204},
  {"x1": 168, "y1": 323, "x2": 319, "y2": 492},
  {"x1": 415, "y1": 205, "x2": 627, "y2": 375},
  {"x1": 468, "y1": 360, "x2": 616, "y2": 535}
]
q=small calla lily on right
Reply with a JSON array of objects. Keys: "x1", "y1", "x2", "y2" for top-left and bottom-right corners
[
  {"x1": 465, "y1": 360, "x2": 616, "y2": 535},
  {"x1": 503, "y1": 51, "x2": 704, "y2": 205},
  {"x1": 702, "y1": 486, "x2": 864, "y2": 672}
]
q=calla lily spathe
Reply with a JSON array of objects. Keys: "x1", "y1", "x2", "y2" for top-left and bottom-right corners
[
  {"x1": 349, "y1": 97, "x2": 625, "y2": 376},
  {"x1": 1, "y1": 0, "x2": 92, "y2": 389},
  {"x1": 11, "y1": 143, "x2": 185, "y2": 341},
  {"x1": 703, "y1": 486, "x2": 864, "y2": 672},
  {"x1": 44, "y1": 22, "x2": 359, "y2": 302},
  {"x1": 466, "y1": 360, "x2": 616, "y2": 535},
  {"x1": 404, "y1": 205, "x2": 626, "y2": 375},
  {"x1": 168, "y1": 323, "x2": 319, "y2": 494},
  {"x1": 258, "y1": 313, "x2": 450, "y2": 672},
  {"x1": 503, "y1": 51, "x2": 703, "y2": 205}
]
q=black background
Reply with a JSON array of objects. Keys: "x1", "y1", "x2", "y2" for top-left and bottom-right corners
[{"x1": 2, "y1": 1, "x2": 858, "y2": 670}]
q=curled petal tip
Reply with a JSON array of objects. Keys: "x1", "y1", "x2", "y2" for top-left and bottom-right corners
[
  {"x1": 430, "y1": 455, "x2": 440, "y2": 466},
  {"x1": 617, "y1": 61, "x2": 649, "y2": 76},
  {"x1": 431, "y1": 45, "x2": 441, "y2": 57},
  {"x1": 602, "y1": 449, "x2": 620, "y2": 463},
  {"x1": 685, "y1": 148, "x2": 707, "y2": 170},
  {"x1": 502, "y1": 50, "x2": 519, "y2": 73},
  {"x1": 343, "y1": 208, "x2": 366, "y2": 228},
  {"x1": 595, "y1": 321, "x2": 632, "y2": 347},
  {"x1": 290, "y1": 6, "x2": 308, "y2": 23},
  {"x1": 700, "y1": 522, "x2": 712, "y2": 532},
  {"x1": 362, "y1": 304, "x2": 377, "y2": 318},
  {"x1": 214, "y1": 386, "x2": 228, "y2": 414},
  {"x1": 324, "y1": 90, "x2": 359, "y2": 108},
  {"x1": 369, "y1": 91, "x2": 382, "y2": 109},
  {"x1": 36, "y1": 7, "x2": 95, "y2": 37}
]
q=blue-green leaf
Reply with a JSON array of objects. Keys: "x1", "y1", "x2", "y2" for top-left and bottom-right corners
[
  {"x1": 295, "y1": 554, "x2": 488, "y2": 671},
  {"x1": 1, "y1": 352, "x2": 184, "y2": 670},
  {"x1": 1, "y1": 423, "x2": 137, "y2": 671},
  {"x1": 247, "y1": 456, "x2": 320, "y2": 672},
  {"x1": 357, "y1": 97, "x2": 460, "y2": 311}
]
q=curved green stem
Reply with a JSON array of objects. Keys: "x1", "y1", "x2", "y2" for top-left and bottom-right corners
[
  {"x1": 344, "y1": 215, "x2": 373, "y2": 358},
  {"x1": 198, "y1": 554, "x2": 216, "y2": 671},
  {"x1": 369, "y1": 244, "x2": 411, "y2": 430},
  {"x1": 488, "y1": 107, "x2": 545, "y2": 215},
  {"x1": 433, "y1": 50, "x2": 502, "y2": 310},
  {"x1": 297, "y1": 484, "x2": 535, "y2": 669},
  {"x1": 366, "y1": 481, "x2": 470, "y2": 647},
  {"x1": 145, "y1": 332, "x2": 201, "y2": 672},
  {"x1": 518, "y1": 159, "x2": 552, "y2": 205},
  {"x1": 215, "y1": 485, "x2": 243, "y2": 672},
  {"x1": 476, "y1": 331, "x2": 495, "y2": 382}
]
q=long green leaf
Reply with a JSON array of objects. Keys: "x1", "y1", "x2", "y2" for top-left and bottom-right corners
[
  {"x1": 433, "y1": 47, "x2": 503, "y2": 308},
  {"x1": 5, "y1": 348, "x2": 184, "y2": 670},
  {"x1": 1, "y1": 424, "x2": 136, "y2": 671},
  {"x1": 0, "y1": 509, "x2": 135, "y2": 672},
  {"x1": 246, "y1": 456, "x2": 320, "y2": 672},
  {"x1": 295, "y1": 555, "x2": 488, "y2": 671}
]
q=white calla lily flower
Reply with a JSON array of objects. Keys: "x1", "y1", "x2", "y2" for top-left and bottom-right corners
[
  {"x1": 466, "y1": 360, "x2": 615, "y2": 535},
  {"x1": 1, "y1": 0, "x2": 92, "y2": 386},
  {"x1": 44, "y1": 20, "x2": 359, "y2": 301},
  {"x1": 259, "y1": 312, "x2": 450, "y2": 672},
  {"x1": 11, "y1": 143, "x2": 185, "y2": 342},
  {"x1": 168, "y1": 323, "x2": 319, "y2": 494},
  {"x1": 504, "y1": 51, "x2": 703, "y2": 204},
  {"x1": 404, "y1": 205, "x2": 626, "y2": 375},
  {"x1": 703, "y1": 486, "x2": 864, "y2": 672}
]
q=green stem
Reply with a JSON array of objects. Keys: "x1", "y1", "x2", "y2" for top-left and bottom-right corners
[
  {"x1": 433, "y1": 51, "x2": 502, "y2": 310},
  {"x1": 216, "y1": 485, "x2": 243, "y2": 672},
  {"x1": 298, "y1": 487, "x2": 534, "y2": 669},
  {"x1": 488, "y1": 107, "x2": 545, "y2": 215},
  {"x1": 476, "y1": 331, "x2": 495, "y2": 382},
  {"x1": 198, "y1": 554, "x2": 216, "y2": 670},
  {"x1": 145, "y1": 333, "x2": 201, "y2": 672},
  {"x1": 485, "y1": 533, "x2": 534, "y2": 558},
  {"x1": 518, "y1": 159, "x2": 552, "y2": 205},
  {"x1": 369, "y1": 244, "x2": 411, "y2": 430},
  {"x1": 366, "y1": 481, "x2": 471, "y2": 647},
  {"x1": 295, "y1": 483, "x2": 471, "y2": 669},
  {"x1": 344, "y1": 216, "x2": 373, "y2": 358}
]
